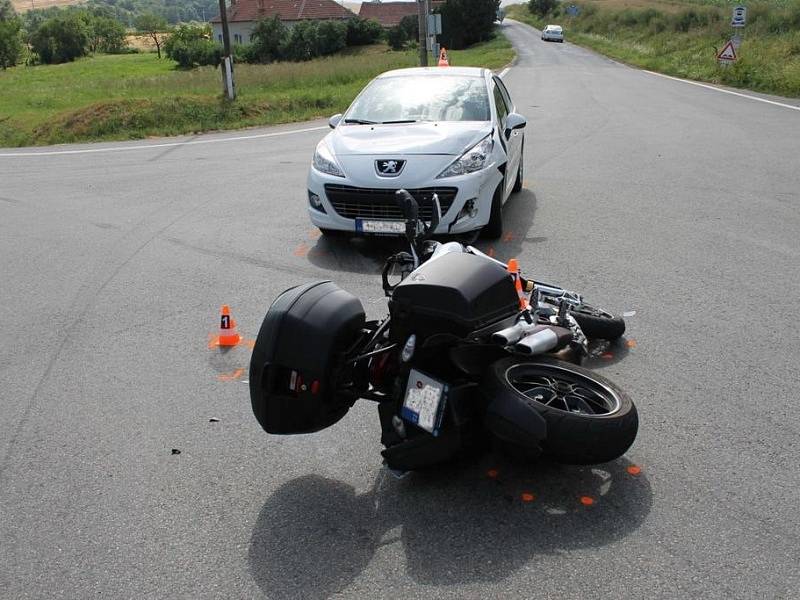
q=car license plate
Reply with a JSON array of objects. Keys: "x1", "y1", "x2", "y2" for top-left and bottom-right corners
[
  {"x1": 401, "y1": 369, "x2": 447, "y2": 436},
  {"x1": 356, "y1": 219, "x2": 406, "y2": 234}
]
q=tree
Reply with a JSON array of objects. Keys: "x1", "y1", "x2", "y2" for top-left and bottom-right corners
[
  {"x1": 249, "y1": 15, "x2": 287, "y2": 63},
  {"x1": 0, "y1": 0, "x2": 16, "y2": 21},
  {"x1": 346, "y1": 18, "x2": 382, "y2": 46},
  {"x1": 528, "y1": 0, "x2": 557, "y2": 18},
  {"x1": 0, "y1": 18, "x2": 22, "y2": 69},
  {"x1": 436, "y1": 0, "x2": 499, "y2": 49},
  {"x1": 134, "y1": 12, "x2": 169, "y2": 58},
  {"x1": 29, "y1": 15, "x2": 90, "y2": 64},
  {"x1": 88, "y1": 15, "x2": 127, "y2": 53},
  {"x1": 164, "y1": 23, "x2": 219, "y2": 68}
]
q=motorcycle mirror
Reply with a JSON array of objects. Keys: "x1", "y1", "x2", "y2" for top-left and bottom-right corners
[
  {"x1": 394, "y1": 189, "x2": 419, "y2": 221},
  {"x1": 422, "y1": 193, "x2": 442, "y2": 240}
]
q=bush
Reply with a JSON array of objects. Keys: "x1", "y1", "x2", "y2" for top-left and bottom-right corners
[
  {"x1": 167, "y1": 38, "x2": 220, "y2": 68},
  {"x1": 249, "y1": 15, "x2": 287, "y2": 63},
  {"x1": 388, "y1": 14, "x2": 418, "y2": 50},
  {"x1": 30, "y1": 15, "x2": 89, "y2": 63},
  {"x1": 346, "y1": 18, "x2": 382, "y2": 46},
  {"x1": 281, "y1": 20, "x2": 320, "y2": 61},
  {"x1": 315, "y1": 20, "x2": 347, "y2": 56}
]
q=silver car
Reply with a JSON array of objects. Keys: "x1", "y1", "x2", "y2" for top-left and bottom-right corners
[
  {"x1": 306, "y1": 67, "x2": 526, "y2": 239},
  {"x1": 542, "y1": 25, "x2": 564, "y2": 42}
]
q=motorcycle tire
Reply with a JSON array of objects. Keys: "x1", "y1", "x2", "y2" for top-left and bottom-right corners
[
  {"x1": 569, "y1": 304, "x2": 626, "y2": 340},
  {"x1": 484, "y1": 356, "x2": 638, "y2": 465}
]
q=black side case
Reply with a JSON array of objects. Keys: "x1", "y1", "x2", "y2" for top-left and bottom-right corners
[
  {"x1": 249, "y1": 281, "x2": 365, "y2": 434},
  {"x1": 389, "y1": 252, "x2": 519, "y2": 342}
]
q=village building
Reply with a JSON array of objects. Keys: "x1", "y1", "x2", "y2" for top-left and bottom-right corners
[{"x1": 211, "y1": 0, "x2": 356, "y2": 45}]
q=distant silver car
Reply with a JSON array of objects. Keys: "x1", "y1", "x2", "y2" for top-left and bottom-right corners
[{"x1": 541, "y1": 25, "x2": 564, "y2": 42}]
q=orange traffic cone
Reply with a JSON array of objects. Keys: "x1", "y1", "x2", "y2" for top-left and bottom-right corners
[
  {"x1": 438, "y1": 47, "x2": 449, "y2": 67},
  {"x1": 216, "y1": 304, "x2": 241, "y2": 347},
  {"x1": 507, "y1": 259, "x2": 528, "y2": 310}
]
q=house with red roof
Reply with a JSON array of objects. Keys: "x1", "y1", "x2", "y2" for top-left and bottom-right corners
[
  {"x1": 358, "y1": 1, "x2": 444, "y2": 29},
  {"x1": 211, "y1": 0, "x2": 356, "y2": 45}
]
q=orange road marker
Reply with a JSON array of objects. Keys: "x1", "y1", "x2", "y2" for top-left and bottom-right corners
[
  {"x1": 487, "y1": 469, "x2": 499, "y2": 479},
  {"x1": 627, "y1": 465, "x2": 642, "y2": 476},
  {"x1": 209, "y1": 305, "x2": 241, "y2": 348},
  {"x1": 521, "y1": 492, "x2": 536, "y2": 502},
  {"x1": 626, "y1": 339, "x2": 638, "y2": 348},
  {"x1": 580, "y1": 496, "x2": 595, "y2": 506}
]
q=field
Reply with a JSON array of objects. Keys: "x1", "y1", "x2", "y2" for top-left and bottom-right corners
[
  {"x1": 507, "y1": 0, "x2": 800, "y2": 98},
  {"x1": 12, "y1": 0, "x2": 83, "y2": 11},
  {"x1": 0, "y1": 36, "x2": 513, "y2": 147}
]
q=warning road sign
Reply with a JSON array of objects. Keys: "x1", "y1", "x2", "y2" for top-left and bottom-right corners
[{"x1": 717, "y1": 40, "x2": 737, "y2": 63}]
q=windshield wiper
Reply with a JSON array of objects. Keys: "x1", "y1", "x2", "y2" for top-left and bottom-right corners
[
  {"x1": 381, "y1": 119, "x2": 418, "y2": 124},
  {"x1": 344, "y1": 118, "x2": 377, "y2": 125}
]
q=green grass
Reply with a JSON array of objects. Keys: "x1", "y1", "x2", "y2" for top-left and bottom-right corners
[
  {"x1": 0, "y1": 35, "x2": 513, "y2": 147},
  {"x1": 507, "y1": 1, "x2": 800, "y2": 98}
]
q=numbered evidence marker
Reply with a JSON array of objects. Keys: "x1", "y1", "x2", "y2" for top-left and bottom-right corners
[{"x1": 717, "y1": 40, "x2": 737, "y2": 64}]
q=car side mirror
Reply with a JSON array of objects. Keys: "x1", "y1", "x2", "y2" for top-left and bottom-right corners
[
  {"x1": 505, "y1": 113, "x2": 527, "y2": 139},
  {"x1": 328, "y1": 114, "x2": 342, "y2": 129}
]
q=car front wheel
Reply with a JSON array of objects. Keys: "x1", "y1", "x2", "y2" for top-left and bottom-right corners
[{"x1": 482, "y1": 181, "x2": 504, "y2": 239}]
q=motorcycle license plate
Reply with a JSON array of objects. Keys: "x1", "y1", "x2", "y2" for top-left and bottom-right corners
[
  {"x1": 356, "y1": 219, "x2": 406, "y2": 234},
  {"x1": 402, "y1": 369, "x2": 446, "y2": 436}
]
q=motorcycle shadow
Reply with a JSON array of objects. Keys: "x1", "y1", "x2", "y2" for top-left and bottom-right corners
[{"x1": 248, "y1": 455, "x2": 652, "y2": 598}]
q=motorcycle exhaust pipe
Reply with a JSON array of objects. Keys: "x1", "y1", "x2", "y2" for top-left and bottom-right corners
[
  {"x1": 515, "y1": 326, "x2": 573, "y2": 355},
  {"x1": 492, "y1": 320, "x2": 541, "y2": 346}
]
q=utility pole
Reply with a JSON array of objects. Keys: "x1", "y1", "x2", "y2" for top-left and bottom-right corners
[
  {"x1": 417, "y1": 0, "x2": 428, "y2": 67},
  {"x1": 218, "y1": 0, "x2": 236, "y2": 100}
]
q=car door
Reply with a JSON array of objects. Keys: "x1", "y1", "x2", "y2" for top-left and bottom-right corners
[{"x1": 492, "y1": 76, "x2": 522, "y2": 200}]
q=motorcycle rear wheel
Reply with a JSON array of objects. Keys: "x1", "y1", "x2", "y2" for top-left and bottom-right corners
[
  {"x1": 485, "y1": 356, "x2": 638, "y2": 464},
  {"x1": 569, "y1": 304, "x2": 626, "y2": 340}
]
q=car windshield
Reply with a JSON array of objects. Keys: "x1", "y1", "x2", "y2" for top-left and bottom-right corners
[{"x1": 344, "y1": 75, "x2": 491, "y2": 123}]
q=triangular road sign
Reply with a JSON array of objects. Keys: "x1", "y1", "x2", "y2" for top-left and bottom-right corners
[{"x1": 717, "y1": 40, "x2": 737, "y2": 61}]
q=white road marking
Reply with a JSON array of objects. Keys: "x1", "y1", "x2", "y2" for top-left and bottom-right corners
[
  {"x1": 644, "y1": 70, "x2": 800, "y2": 112},
  {"x1": 499, "y1": 67, "x2": 510, "y2": 78},
  {"x1": 0, "y1": 125, "x2": 329, "y2": 158}
]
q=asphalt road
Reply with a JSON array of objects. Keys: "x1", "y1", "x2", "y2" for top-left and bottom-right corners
[{"x1": 2, "y1": 20, "x2": 799, "y2": 599}]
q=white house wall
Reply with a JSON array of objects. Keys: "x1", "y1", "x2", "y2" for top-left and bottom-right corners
[{"x1": 212, "y1": 22, "x2": 256, "y2": 45}]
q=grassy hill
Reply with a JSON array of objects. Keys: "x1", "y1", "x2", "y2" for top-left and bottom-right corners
[
  {"x1": 507, "y1": 0, "x2": 800, "y2": 97},
  {"x1": 0, "y1": 37, "x2": 513, "y2": 146}
]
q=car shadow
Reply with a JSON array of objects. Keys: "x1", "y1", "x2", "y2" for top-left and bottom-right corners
[
  {"x1": 248, "y1": 454, "x2": 651, "y2": 598},
  {"x1": 305, "y1": 189, "x2": 541, "y2": 275}
]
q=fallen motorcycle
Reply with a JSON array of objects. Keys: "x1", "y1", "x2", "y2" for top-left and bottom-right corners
[{"x1": 249, "y1": 191, "x2": 637, "y2": 471}]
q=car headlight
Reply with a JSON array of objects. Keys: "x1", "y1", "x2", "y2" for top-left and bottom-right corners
[
  {"x1": 312, "y1": 141, "x2": 345, "y2": 178},
  {"x1": 437, "y1": 135, "x2": 494, "y2": 178}
]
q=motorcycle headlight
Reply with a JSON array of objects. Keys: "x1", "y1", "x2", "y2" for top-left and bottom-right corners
[
  {"x1": 312, "y1": 141, "x2": 345, "y2": 178},
  {"x1": 437, "y1": 135, "x2": 494, "y2": 178}
]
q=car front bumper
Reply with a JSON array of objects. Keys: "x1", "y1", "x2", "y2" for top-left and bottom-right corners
[{"x1": 306, "y1": 166, "x2": 503, "y2": 235}]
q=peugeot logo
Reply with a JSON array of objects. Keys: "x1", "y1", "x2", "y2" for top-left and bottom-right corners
[{"x1": 375, "y1": 159, "x2": 406, "y2": 177}]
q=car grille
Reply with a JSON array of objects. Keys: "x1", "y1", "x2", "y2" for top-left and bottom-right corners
[{"x1": 324, "y1": 185, "x2": 458, "y2": 221}]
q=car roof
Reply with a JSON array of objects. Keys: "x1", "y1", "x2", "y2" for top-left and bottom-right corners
[
  {"x1": 545, "y1": 24, "x2": 562, "y2": 29},
  {"x1": 377, "y1": 67, "x2": 489, "y2": 79}
]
